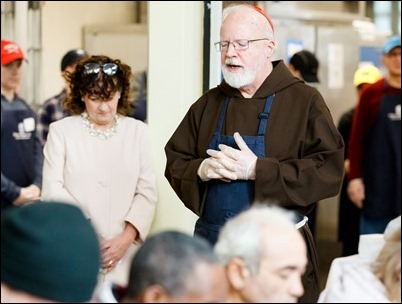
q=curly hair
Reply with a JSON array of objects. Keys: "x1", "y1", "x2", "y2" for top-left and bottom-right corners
[
  {"x1": 372, "y1": 228, "x2": 401, "y2": 302},
  {"x1": 63, "y1": 55, "x2": 133, "y2": 115}
]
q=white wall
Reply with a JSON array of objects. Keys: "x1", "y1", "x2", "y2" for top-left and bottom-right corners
[
  {"x1": 41, "y1": 1, "x2": 136, "y2": 103},
  {"x1": 148, "y1": 1, "x2": 203, "y2": 235}
]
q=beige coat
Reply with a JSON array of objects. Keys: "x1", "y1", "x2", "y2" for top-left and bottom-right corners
[{"x1": 42, "y1": 115, "x2": 158, "y2": 284}]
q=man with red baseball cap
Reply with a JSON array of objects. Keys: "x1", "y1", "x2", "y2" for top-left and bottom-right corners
[
  {"x1": 1, "y1": 39, "x2": 43, "y2": 211},
  {"x1": 1, "y1": 40, "x2": 26, "y2": 65}
]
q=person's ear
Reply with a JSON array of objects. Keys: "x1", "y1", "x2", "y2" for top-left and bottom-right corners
[
  {"x1": 226, "y1": 257, "x2": 250, "y2": 289},
  {"x1": 241, "y1": 266, "x2": 250, "y2": 278},
  {"x1": 266, "y1": 39, "x2": 275, "y2": 58},
  {"x1": 141, "y1": 284, "x2": 169, "y2": 303}
]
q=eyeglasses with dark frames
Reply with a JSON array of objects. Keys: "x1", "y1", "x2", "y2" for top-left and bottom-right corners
[
  {"x1": 84, "y1": 63, "x2": 118, "y2": 76},
  {"x1": 214, "y1": 38, "x2": 270, "y2": 52}
]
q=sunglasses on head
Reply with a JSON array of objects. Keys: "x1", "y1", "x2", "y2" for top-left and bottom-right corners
[{"x1": 84, "y1": 63, "x2": 118, "y2": 76}]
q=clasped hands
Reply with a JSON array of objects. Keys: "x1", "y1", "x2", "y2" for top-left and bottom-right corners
[
  {"x1": 99, "y1": 226, "x2": 135, "y2": 274},
  {"x1": 198, "y1": 132, "x2": 257, "y2": 182}
]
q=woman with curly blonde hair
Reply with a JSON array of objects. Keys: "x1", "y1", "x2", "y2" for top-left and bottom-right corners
[{"x1": 373, "y1": 227, "x2": 401, "y2": 303}]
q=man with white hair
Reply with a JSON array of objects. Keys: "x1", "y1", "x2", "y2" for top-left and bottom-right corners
[
  {"x1": 214, "y1": 204, "x2": 307, "y2": 303},
  {"x1": 164, "y1": 4, "x2": 344, "y2": 301}
]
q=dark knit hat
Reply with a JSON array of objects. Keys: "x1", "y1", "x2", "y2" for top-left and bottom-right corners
[
  {"x1": 60, "y1": 48, "x2": 88, "y2": 71},
  {"x1": 1, "y1": 201, "x2": 101, "y2": 302},
  {"x1": 290, "y1": 50, "x2": 320, "y2": 83}
]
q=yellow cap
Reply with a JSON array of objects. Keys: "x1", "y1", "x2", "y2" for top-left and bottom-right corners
[{"x1": 353, "y1": 65, "x2": 382, "y2": 87}]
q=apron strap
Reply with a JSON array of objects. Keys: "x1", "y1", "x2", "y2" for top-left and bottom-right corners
[{"x1": 258, "y1": 93, "x2": 275, "y2": 135}]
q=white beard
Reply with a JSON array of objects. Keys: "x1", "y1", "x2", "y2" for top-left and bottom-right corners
[
  {"x1": 222, "y1": 67, "x2": 256, "y2": 88},
  {"x1": 222, "y1": 57, "x2": 263, "y2": 89}
]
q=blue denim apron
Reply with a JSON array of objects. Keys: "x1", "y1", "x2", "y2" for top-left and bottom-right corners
[
  {"x1": 361, "y1": 86, "x2": 401, "y2": 233},
  {"x1": 194, "y1": 94, "x2": 274, "y2": 244}
]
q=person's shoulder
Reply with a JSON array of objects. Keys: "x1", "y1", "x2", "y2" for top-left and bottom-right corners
[
  {"x1": 14, "y1": 95, "x2": 32, "y2": 107},
  {"x1": 194, "y1": 86, "x2": 223, "y2": 108},
  {"x1": 121, "y1": 115, "x2": 145, "y2": 123},
  {"x1": 1, "y1": 94, "x2": 26, "y2": 106},
  {"x1": 50, "y1": 115, "x2": 80, "y2": 128},
  {"x1": 119, "y1": 116, "x2": 151, "y2": 140},
  {"x1": 120, "y1": 115, "x2": 148, "y2": 129},
  {"x1": 16, "y1": 96, "x2": 38, "y2": 114},
  {"x1": 271, "y1": 60, "x2": 315, "y2": 93},
  {"x1": 362, "y1": 78, "x2": 384, "y2": 94},
  {"x1": 206, "y1": 85, "x2": 223, "y2": 95},
  {"x1": 320, "y1": 255, "x2": 388, "y2": 303},
  {"x1": 285, "y1": 81, "x2": 324, "y2": 105},
  {"x1": 358, "y1": 80, "x2": 384, "y2": 103},
  {"x1": 301, "y1": 82, "x2": 322, "y2": 95}
]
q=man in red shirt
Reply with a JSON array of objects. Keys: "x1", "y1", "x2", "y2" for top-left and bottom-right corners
[{"x1": 347, "y1": 35, "x2": 401, "y2": 234}]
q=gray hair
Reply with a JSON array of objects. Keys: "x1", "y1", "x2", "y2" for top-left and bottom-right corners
[
  {"x1": 125, "y1": 230, "x2": 220, "y2": 298},
  {"x1": 214, "y1": 204, "x2": 296, "y2": 275}
]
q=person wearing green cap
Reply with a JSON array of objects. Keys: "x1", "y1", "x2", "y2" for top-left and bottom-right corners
[{"x1": 1, "y1": 201, "x2": 101, "y2": 302}]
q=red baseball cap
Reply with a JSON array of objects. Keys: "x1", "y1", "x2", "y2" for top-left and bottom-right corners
[{"x1": 1, "y1": 39, "x2": 25, "y2": 65}]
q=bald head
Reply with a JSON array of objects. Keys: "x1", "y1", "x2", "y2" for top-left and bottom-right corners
[{"x1": 221, "y1": 4, "x2": 274, "y2": 41}]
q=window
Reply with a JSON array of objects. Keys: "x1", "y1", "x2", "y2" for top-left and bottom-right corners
[{"x1": 372, "y1": 1, "x2": 401, "y2": 35}]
